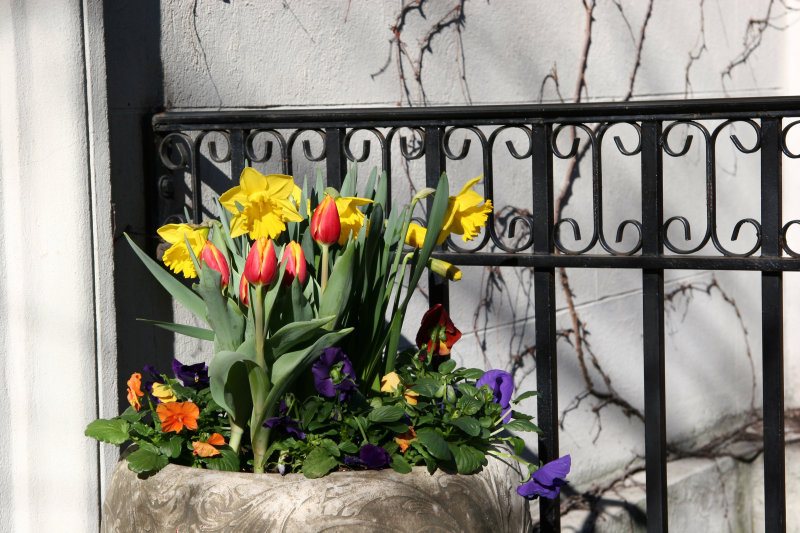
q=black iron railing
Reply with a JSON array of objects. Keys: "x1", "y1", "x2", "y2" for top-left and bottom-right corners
[{"x1": 151, "y1": 96, "x2": 800, "y2": 533}]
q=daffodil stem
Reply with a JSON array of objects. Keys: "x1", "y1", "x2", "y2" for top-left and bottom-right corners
[
  {"x1": 320, "y1": 244, "x2": 330, "y2": 294},
  {"x1": 254, "y1": 284, "x2": 265, "y2": 368}
]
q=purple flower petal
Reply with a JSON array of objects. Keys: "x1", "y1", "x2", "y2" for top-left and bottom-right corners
[
  {"x1": 517, "y1": 455, "x2": 571, "y2": 500},
  {"x1": 311, "y1": 347, "x2": 357, "y2": 401},
  {"x1": 172, "y1": 359, "x2": 209, "y2": 390},
  {"x1": 263, "y1": 415, "x2": 306, "y2": 440},
  {"x1": 476, "y1": 369, "x2": 514, "y2": 423},
  {"x1": 358, "y1": 444, "x2": 391, "y2": 470}
]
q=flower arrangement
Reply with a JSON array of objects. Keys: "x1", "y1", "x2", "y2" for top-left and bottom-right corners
[{"x1": 86, "y1": 166, "x2": 570, "y2": 501}]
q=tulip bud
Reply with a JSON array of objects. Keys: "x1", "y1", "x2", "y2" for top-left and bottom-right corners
[
  {"x1": 200, "y1": 242, "x2": 230, "y2": 287},
  {"x1": 310, "y1": 195, "x2": 341, "y2": 246},
  {"x1": 281, "y1": 241, "x2": 307, "y2": 286},
  {"x1": 239, "y1": 274, "x2": 249, "y2": 306},
  {"x1": 244, "y1": 237, "x2": 278, "y2": 286}
]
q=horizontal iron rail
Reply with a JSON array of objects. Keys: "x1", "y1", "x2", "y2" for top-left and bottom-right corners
[
  {"x1": 153, "y1": 96, "x2": 800, "y2": 130},
  {"x1": 432, "y1": 252, "x2": 800, "y2": 271}
]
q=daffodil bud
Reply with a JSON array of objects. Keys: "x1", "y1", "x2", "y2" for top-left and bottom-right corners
[
  {"x1": 310, "y1": 195, "x2": 341, "y2": 246},
  {"x1": 200, "y1": 242, "x2": 230, "y2": 287},
  {"x1": 427, "y1": 257, "x2": 462, "y2": 281},
  {"x1": 244, "y1": 237, "x2": 278, "y2": 286}
]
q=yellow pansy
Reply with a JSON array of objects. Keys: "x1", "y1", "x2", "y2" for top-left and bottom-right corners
[
  {"x1": 219, "y1": 168, "x2": 304, "y2": 240},
  {"x1": 157, "y1": 224, "x2": 210, "y2": 278},
  {"x1": 334, "y1": 196, "x2": 373, "y2": 246},
  {"x1": 151, "y1": 382, "x2": 177, "y2": 403},
  {"x1": 380, "y1": 371, "x2": 419, "y2": 405},
  {"x1": 405, "y1": 176, "x2": 492, "y2": 247}
]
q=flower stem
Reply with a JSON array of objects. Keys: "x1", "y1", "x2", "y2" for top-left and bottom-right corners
[
  {"x1": 353, "y1": 413, "x2": 369, "y2": 445},
  {"x1": 228, "y1": 420, "x2": 244, "y2": 454},
  {"x1": 254, "y1": 284, "x2": 265, "y2": 368},
  {"x1": 320, "y1": 244, "x2": 330, "y2": 294}
]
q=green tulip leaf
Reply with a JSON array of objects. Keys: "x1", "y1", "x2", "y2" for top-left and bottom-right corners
[
  {"x1": 265, "y1": 315, "x2": 336, "y2": 359},
  {"x1": 196, "y1": 268, "x2": 245, "y2": 352},
  {"x1": 124, "y1": 233, "x2": 207, "y2": 322},
  {"x1": 208, "y1": 350, "x2": 255, "y2": 424},
  {"x1": 135, "y1": 319, "x2": 215, "y2": 341},
  {"x1": 319, "y1": 240, "x2": 355, "y2": 327}
]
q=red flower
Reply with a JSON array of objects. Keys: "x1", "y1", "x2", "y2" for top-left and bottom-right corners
[
  {"x1": 310, "y1": 195, "x2": 340, "y2": 246},
  {"x1": 200, "y1": 242, "x2": 230, "y2": 287},
  {"x1": 239, "y1": 274, "x2": 249, "y2": 306},
  {"x1": 244, "y1": 237, "x2": 278, "y2": 286},
  {"x1": 281, "y1": 241, "x2": 307, "y2": 286},
  {"x1": 415, "y1": 304, "x2": 462, "y2": 356}
]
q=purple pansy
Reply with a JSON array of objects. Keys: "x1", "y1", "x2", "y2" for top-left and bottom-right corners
[
  {"x1": 476, "y1": 369, "x2": 514, "y2": 423},
  {"x1": 311, "y1": 347, "x2": 357, "y2": 401},
  {"x1": 172, "y1": 359, "x2": 209, "y2": 390},
  {"x1": 263, "y1": 400, "x2": 306, "y2": 440},
  {"x1": 517, "y1": 455, "x2": 571, "y2": 499},
  {"x1": 345, "y1": 444, "x2": 391, "y2": 470},
  {"x1": 140, "y1": 365, "x2": 161, "y2": 398}
]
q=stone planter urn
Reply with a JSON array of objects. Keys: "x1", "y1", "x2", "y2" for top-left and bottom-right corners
[{"x1": 101, "y1": 452, "x2": 532, "y2": 532}]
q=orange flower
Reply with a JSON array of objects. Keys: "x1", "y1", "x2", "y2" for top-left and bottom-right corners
[
  {"x1": 126, "y1": 372, "x2": 145, "y2": 411},
  {"x1": 380, "y1": 372, "x2": 419, "y2": 405},
  {"x1": 395, "y1": 426, "x2": 417, "y2": 453},
  {"x1": 192, "y1": 432, "x2": 226, "y2": 457},
  {"x1": 157, "y1": 401, "x2": 200, "y2": 433}
]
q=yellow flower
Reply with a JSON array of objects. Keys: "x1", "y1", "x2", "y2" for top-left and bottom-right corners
[
  {"x1": 219, "y1": 168, "x2": 304, "y2": 240},
  {"x1": 334, "y1": 196, "x2": 373, "y2": 246},
  {"x1": 380, "y1": 371, "x2": 419, "y2": 406},
  {"x1": 157, "y1": 224, "x2": 210, "y2": 278},
  {"x1": 151, "y1": 382, "x2": 177, "y2": 403},
  {"x1": 405, "y1": 176, "x2": 493, "y2": 247}
]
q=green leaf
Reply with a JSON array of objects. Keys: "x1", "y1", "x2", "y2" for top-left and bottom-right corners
[
  {"x1": 456, "y1": 383, "x2": 478, "y2": 397},
  {"x1": 437, "y1": 359, "x2": 457, "y2": 374},
  {"x1": 410, "y1": 441, "x2": 438, "y2": 474},
  {"x1": 456, "y1": 395, "x2": 483, "y2": 416},
  {"x1": 270, "y1": 328, "x2": 353, "y2": 390},
  {"x1": 290, "y1": 278, "x2": 313, "y2": 322},
  {"x1": 125, "y1": 447, "x2": 169, "y2": 474},
  {"x1": 318, "y1": 239, "x2": 356, "y2": 326},
  {"x1": 409, "y1": 377, "x2": 440, "y2": 397},
  {"x1": 503, "y1": 419, "x2": 542, "y2": 433},
  {"x1": 84, "y1": 419, "x2": 129, "y2": 445},
  {"x1": 208, "y1": 350, "x2": 254, "y2": 425},
  {"x1": 159, "y1": 435, "x2": 183, "y2": 458},
  {"x1": 136, "y1": 319, "x2": 215, "y2": 341},
  {"x1": 321, "y1": 438, "x2": 341, "y2": 457},
  {"x1": 367, "y1": 405, "x2": 406, "y2": 423},
  {"x1": 302, "y1": 447, "x2": 338, "y2": 479},
  {"x1": 265, "y1": 315, "x2": 336, "y2": 359},
  {"x1": 338, "y1": 441, "x2": 359, "y2": 454},
  {"x1": 415, "y1": 429, "x2": 451, "y2": 461},
  {"x1": 510, "y1": 436, "x2": 526, "y2": 456},
  {"x1": 513, "y1": 390, "x2": 539, "y2": 403},
  {"x1": 124, "y1": 233, "x2": 207, "y2": 322},
  {"x1": 455, "y1": 368, "x2": 485, "y2": 380},
  {"x1": 450, "y1": 443, "x2": 485, "y2": 474},
  {"x1": 205, "y1": 449, "x2": 241, "y2": 472},
  {"x1": 390, "y1": 454, "x2": 412, "y2": 474},
  {"x1": 197, "y1": 268, "x2": 245, "y2": 352},
  {"x1": 448, "y1": 416, "x2": 481, "y2": 437},
  {"x1": 118, "y1": 407, "x2": 145, "y2": 423}
]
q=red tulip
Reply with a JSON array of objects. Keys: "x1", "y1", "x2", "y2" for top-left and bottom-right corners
[
  {"x1": 239, "y1": 274, "x2": 249, "y2": 306},
  {"x1": 415, "y1": 304, "x2": 462, "y2": 357},
  {"x1": 281, "y1": 241, "x2": 307, "y2": 286},
  {"x1": 244, "y1": 237, "x2": 278, "y2": 286},
  {"x1": 200, "y1": 242, "x2": 230, "y2": 287},
  {"x1": 310, "y1": 195, "x2": 341, "y2": 246}
]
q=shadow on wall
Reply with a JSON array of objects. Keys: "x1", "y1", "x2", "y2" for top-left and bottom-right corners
[{"x1": 104, "y1": 0, "x2": 171, "y2": 412}]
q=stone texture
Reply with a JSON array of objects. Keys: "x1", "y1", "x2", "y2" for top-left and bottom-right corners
[{"x1": 101, "y1": 453, "x2": 532, "y2": 533}]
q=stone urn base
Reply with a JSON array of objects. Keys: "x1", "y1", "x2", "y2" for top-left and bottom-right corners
[{"x1": 101, "y1": 453, "x2": 532, "y2": 532}]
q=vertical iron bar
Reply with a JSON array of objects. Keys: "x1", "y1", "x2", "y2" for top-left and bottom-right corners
[
  {"x1": 230, "y1": 128, "x2": 245, "y2": 184},
  {"x1": 640, "y1": 120, "x2": 668, "y2": 533},
  {"x1": 760, "y1": 117, "x2": 786, "y2": 533},
  {"x1": 326, "y1": 127, "x2": 346, "y2": 189},
  {"x1": 531, "y1": 122, "x2": 559, "y2": 533},
  {"x1": 425, "y1": 126, "x2": 449, "y2": 309}
]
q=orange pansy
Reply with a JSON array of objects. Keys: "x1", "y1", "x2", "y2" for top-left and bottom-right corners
[
  {"x1": 126, "y1": 372, "x2": 145, "y2": 411},
  {"x1": 395, "y1": 426, "x2": 417, "y2": 453},
  {"x1": 157, "y1": 401, "x2": 200, "y2": 433},
  {"x1": 192, "y1": 433, "x2": 226, "y2": 457}
]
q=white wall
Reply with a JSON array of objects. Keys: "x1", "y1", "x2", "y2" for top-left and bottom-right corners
[{"x1": 0, "y1": 0, "x2": 114, "y2": 530}]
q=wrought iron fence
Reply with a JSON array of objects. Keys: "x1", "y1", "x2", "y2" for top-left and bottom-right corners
[{"x1": 151, "y1": 96, "x2": 800, "y2": 533}]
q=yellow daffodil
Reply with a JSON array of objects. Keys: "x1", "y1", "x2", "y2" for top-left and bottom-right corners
[
  {"x1": 151, "y1": 382, "x2": 177, "y2": 403},
  {"x1": 157, "y1": 223, "x2": 210, "y2": 278},
  {"x1": 334, "y1": 196, "x2": 373, "y2": 246},
  {"x1": 405, "y1": 175, "x2": 493, "y2": 247},
  {"x1": 219, "y1": 168, "x2": 304, "y2": 240}
]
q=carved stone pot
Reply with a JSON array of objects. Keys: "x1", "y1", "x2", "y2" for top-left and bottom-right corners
[{"x1": 101, "y1": 453, "x2": 532, "y2": 532}]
